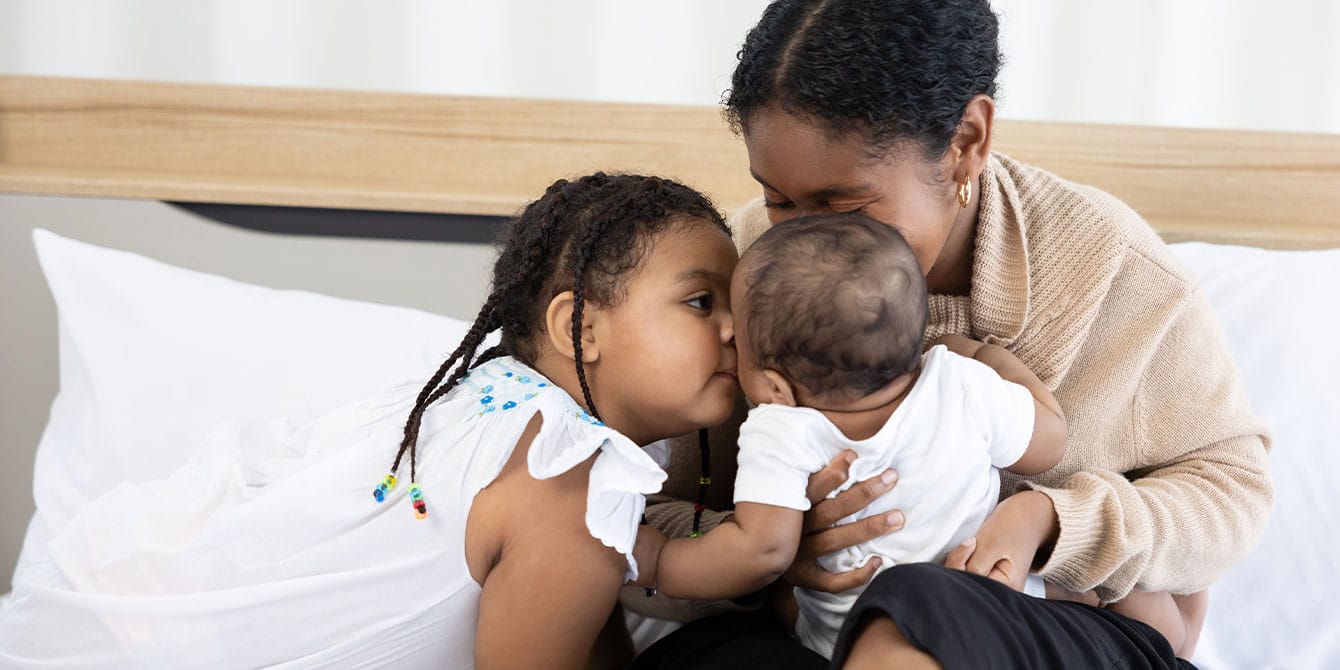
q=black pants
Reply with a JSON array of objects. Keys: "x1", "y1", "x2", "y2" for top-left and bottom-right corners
[{"x1": 634, "y1": 564, "x2": 1195, "y2": 670}]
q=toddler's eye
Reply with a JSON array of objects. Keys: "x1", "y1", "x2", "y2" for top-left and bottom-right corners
[{"x1": 687, "y1": 294, "x2": 714, "y2": 311}]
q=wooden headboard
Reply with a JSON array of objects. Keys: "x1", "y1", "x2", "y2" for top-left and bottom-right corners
[{"x1": 3, "y1": 75, "x2": 1338, "y2": 249}]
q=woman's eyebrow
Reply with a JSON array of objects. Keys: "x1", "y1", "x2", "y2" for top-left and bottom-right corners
[{"x1": 749, "y1": 170, "x2": 870, "y2": 199}]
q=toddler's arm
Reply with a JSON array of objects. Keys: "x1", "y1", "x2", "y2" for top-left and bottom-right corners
[
  {"x1": 931, "y1": 334, "x2": 1066, "y2": 474},
  {"x1": 638, "y1": 502, "x2": 803, "y2": 601}
]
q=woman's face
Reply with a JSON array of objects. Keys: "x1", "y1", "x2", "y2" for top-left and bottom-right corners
[{"x1": 742, "y1": 107, "x2": 969, "y2": 291}]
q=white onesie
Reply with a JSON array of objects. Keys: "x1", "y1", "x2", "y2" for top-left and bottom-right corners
[{"x1": 732, "y1": 345, "x2": 1037, "y2": 659}]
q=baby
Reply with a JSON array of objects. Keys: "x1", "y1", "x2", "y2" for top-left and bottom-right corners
[
  {"x1": 638, "y1": 212, "x2": 1194, "y2": 659},
  {"x1": 637, "y1": 212, "x2": 1063, "y2": 657}
]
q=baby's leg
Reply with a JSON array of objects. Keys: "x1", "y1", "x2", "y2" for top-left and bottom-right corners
[
  {"x1": 1170, "y1": 590, "x2": 1209, "y2": 658},
  {"x1": 1105, "y1": 589, "x2": 1208, "y2": 659},
  {"x1": 1046, "y1": 583, "x2": 1207, "y2": 659}
]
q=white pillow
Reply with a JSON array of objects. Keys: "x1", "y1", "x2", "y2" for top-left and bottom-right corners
[
  {"x1": 22, "y1": 229, "x2": 473, "y2": 574},
  {"x1": 1169, "y1": 242, "x2": 1340, "y2": 669}
]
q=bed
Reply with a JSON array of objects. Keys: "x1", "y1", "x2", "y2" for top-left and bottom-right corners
[{"x1": 2, "y1": 75, "x2": 1338, "y2": 668}]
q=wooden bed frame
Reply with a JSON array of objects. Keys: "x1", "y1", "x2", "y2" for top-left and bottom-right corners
[{"x1": 2, "y1": 75, "x2": 1338, "y2": 250}]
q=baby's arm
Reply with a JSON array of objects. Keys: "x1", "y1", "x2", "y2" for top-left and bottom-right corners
[
  {"x1": 931, "y1": 334, "x2": 1066, "y2": 474},
  {"x1": 640, "y1": 502, "x2": 803, "y2": 601}
]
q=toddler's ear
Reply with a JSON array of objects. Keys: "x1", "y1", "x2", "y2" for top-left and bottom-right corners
[
  {"x1": 761, "y1": 369, "x2": 798, "y2": 407},
  {"x1": 544, "y1": 290, "x2": 600, "y2": 363}
]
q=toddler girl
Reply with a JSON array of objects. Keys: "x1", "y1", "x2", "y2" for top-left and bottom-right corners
[{"x1": 0, "y1": 173, "x2": 739, "y2": 669}]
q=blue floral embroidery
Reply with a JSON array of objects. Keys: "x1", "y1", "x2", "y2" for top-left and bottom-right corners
[
  {"x1": 481, "y1": 395, "x2": 494, "y2": 404},
  {"x1": 524, "y1": 393, "x2": 536, "y2": 401},
  {"x1": 573, "y1": 409, "x2": 605, "y2": 427},
  {"x1": 538, "y1": 382, "x2": 548, "y2": 388},
  {"x1": 518, "y1": 376, "x2": 531, "y2": 384},
  {"x1": 502, "y1": 400, "x2": 517, "y2": 410},
  {"x1": 504, "y1": 372, "x2": 514, "y2": 377},
  {"x1": 481, "y1": 385, "x2": 493, "y2": 393}
]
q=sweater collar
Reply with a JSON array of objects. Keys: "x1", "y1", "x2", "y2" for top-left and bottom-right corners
[{"x1": 934, "y1": 153, "x2": 1128, "y2": 387}]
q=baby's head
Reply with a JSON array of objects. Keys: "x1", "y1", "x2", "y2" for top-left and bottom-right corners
[{"x1": 733, "y1": 212, "x2": 928, "y2": 408}]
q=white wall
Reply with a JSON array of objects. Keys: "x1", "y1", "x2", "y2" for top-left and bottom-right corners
[{"x1": 1, "y1": 0, "x2": 1337, "y2": 133}]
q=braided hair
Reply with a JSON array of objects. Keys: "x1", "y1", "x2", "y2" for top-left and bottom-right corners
[
  {"x1": 374, "y1": 173, "x2": 730, "y2": 523},
  {"x1": 724, "y1": 0, "x2": 1002, "y2": 160}
]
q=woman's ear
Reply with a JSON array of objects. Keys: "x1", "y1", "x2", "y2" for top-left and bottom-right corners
[
  {"x1": 544, "y1": 290, "x2": 601, "y2": 363},
  {"x1": 761, "y1": 369, "x2": 799, "y2": 407},
  {"x1": 950, "y1": 93, "x2": 996, "y2": 178}
]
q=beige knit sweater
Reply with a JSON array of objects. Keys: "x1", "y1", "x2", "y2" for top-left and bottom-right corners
[{"x1": 636, "y1": 152, "x2": 1272, "y2": 613}]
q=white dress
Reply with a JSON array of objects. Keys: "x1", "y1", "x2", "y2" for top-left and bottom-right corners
[
  {"x1": 732, "y1": 345, "x2": 1036, "y2": 659},
  {"x1": 0, "y1": 357, "x2": 665, "y2": 669}
]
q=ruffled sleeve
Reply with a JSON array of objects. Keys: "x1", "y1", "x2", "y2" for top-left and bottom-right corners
[{"x1": 523, "y1": 395, "x2": 667, "y2": 583}]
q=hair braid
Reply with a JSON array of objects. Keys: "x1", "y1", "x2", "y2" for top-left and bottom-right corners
[{"x1": 390, "y1": 293, "x2": 502, "y2": 476}]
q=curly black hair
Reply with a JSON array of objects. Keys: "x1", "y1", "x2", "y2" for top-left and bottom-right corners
[
  {"x1": 739, "y1": 212, "x2": 927, "y2": 399},
  {"x1": 724, "y1": 0, "x2": 1001, "y2": 160},
  {"x1": 386, "y1": 172, "x2": 729, "y2": 487}
]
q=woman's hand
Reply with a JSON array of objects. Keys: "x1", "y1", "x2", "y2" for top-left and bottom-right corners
[
  {"x1": 784, "y1": 450, "x2": 903, "y2": 593},
  {"x1": 943, "y1": 490, "x2": 1059, "y2": 591}
]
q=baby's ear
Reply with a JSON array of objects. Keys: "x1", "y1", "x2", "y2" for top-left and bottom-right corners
[
  {"x1": 543, "y1": 291, "x2": 600, "y2": 363},
  {"x1": 761, "y1": 369, "x2": 798, "y2": 407}
]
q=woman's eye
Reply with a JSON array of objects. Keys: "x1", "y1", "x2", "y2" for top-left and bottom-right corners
[
  {"x1": 687, "y1": 294, "x2": 714, "y2": 310},
  {"x1": 762, "y1": 194, "x2": 794, "y2": 209},
  {"x1": 835, "y1": 203, "x2": 870, "y2": 214}
]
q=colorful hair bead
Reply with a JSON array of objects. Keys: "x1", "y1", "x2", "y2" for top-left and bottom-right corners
[
  {"x1": 689, "y1": 531, "x2": 702, "y2": 538},
  {"x1": 373, "y1": 474, "x2": 397, "y2": 502},
  {"x1": 409, "y1": 483, "x2": 427, "y2": 520},
  {"x1": 698, "y1": 476, "x2": 712, "y2": 485}
]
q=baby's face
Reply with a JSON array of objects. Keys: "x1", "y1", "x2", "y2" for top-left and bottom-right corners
[{"x1": 730, "y1": 261, "x2": 775, "y2": 407}]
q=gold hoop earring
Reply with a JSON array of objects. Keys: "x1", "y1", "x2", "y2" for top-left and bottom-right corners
[{"x1": 957, "y1": 175, "x2": 972, "y2": 209}]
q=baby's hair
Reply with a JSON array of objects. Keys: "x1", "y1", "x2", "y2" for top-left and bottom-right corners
[
  {"x1": 376, "y1": 172, "x2": 729, "y2": 516},
  {"x1": 739, "y1": 212, "x2": 927, "y2": 400}
]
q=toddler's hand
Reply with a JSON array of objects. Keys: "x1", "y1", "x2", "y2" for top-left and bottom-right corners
[{"x1": 628, "y1": 525, "x2": 668, "y2": 589}]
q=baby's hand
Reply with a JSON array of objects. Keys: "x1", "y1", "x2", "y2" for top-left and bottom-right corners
[
  {"x1": 927, "y1": 333, "x2": 985, "y2": 357},
  {"x1": 627, "y1": 525, "x2": 669, "y2": 589}
]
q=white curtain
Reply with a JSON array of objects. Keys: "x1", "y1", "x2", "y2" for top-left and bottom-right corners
[{"x1": 1, "y1": 0, "x2": 1336, "y2": 133}]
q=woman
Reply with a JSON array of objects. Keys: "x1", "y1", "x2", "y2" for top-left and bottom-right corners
[{"x1": 633, "y1": 0, "x2": 1271, "y2": 667}]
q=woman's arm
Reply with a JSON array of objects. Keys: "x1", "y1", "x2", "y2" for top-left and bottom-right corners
[
  {"x1": 649, "y1": 502, "x2": 803, "y2": 601},
  {"x1": 1025, "y1": 296, "x2": 1272, "y2": 600}
]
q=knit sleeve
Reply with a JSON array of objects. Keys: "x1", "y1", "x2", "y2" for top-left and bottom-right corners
[{"x1": 1024, "y1": 294, "x2": 1273, "y2": 601}]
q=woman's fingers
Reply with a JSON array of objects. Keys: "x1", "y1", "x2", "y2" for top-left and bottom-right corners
[
  {"x1": 788, "y1": 556, "x2": 884, "y2": 593},
  {"x1": 802, "y1": 509, "x2": 904, "y2": 557},
  {"x1": 943, "y1": 538, "x2": 974, "y2": 571},
  {"x1": 805, "y1": 451, "x2": 856, "y2": 504},
  {"x1": 804, "y1": 469, "x2": 898, "y2": 532}
]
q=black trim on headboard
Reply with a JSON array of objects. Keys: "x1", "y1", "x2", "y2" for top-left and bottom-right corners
[{"x1": 169, "y1": 202, "x2": 505, "y2": 245}]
